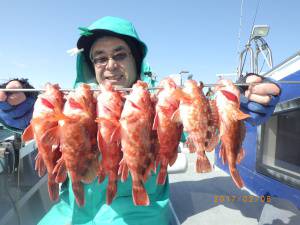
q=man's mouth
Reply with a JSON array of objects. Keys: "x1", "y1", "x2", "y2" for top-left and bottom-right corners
[{"x1": 104, "y1": 75, "x2": 123, "y2": 81}]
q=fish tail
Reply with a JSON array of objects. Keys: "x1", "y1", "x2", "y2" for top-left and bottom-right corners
[
  {"x1": 98, "y1": 164, "x2": 106, "y2": 183},
  {"x1": 236, "y1": 148, "x2": 245, "y2": 164},
  {"x1": 72, "y1": 181, "x2": 85, "y2": 207},
  {"x1": 219, "y1": 144, "x2": 227, "y2": 164},
  {"x1": 196, "y1": 151, "x2": 212, "y2": 173},
  {"x1": 229, "y1": 167, "x2": 244, "y2": 188},
  {"x1": 35, "y1": 153, "x2": 46, "y2": 177},
  {"x1": 106, "y1": 179, "x2": 117, "y2": 205},
  {"x1": 48, "y1": 174, "x2": 59, "y2": 201},
  {"x1": 118, "y1": 159, "x2": 129, "y2": 182},
  {"x1": 156, "y1": 156, "x2": 168, "y2": 185},
  {"x1": 132, "y1": 180, "x2": 150, "y2": 206},
  {"x1": 157, "y1": 166, "x2": 167, "y2": 185}
]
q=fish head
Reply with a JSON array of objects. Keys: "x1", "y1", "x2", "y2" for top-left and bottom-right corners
[
  {"x1": 124, "y1": 81, "x2": 151, "y2": 112},
  {"x1": 99, "y1": 80, "x2": 114, "y2": 92},
  {"x1": 64, "y1": 84, "x2": 95, "y2": 117},
  {"x1": 182, "y1": 80, "x2": 200, "y2": 97},
  {"x1": 157, "y1": 78, "x2": 180, "y2": 108},
  {"x1": 215, "y1": 79, "x2": 240, "y2": 104},
  {"x1": 33, "y1": 83, "x2": 64, "y2": 117},
  {"x1": 159, "y1": 78, "x2": 177, "y2": 90},
  {"x1": 97, "y1": 81, "x2": 124, "y2": 117}
]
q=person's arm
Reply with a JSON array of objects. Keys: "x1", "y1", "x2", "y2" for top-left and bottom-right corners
[
  {"x1": 238, "y1": 74, "x2": 281, "y2": 126},
  {"x1": 0, "y1": 79, "x2": 36, "y2": 132}
]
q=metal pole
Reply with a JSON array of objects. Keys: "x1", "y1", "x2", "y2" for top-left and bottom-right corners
[{"x1": 1, "y1": 81, "x2": 300, "y2": 92}]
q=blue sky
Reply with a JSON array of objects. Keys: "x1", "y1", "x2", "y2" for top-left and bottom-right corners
[{"x1": 0, "y1": 0, "x2": 299, "y2": 88}]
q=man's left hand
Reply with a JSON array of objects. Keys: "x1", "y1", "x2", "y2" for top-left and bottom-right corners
[{"x1": 244, "y1": 75, "x2": 281, "y2": 105}]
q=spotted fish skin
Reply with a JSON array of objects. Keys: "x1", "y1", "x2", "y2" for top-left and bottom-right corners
[
  {"x1": 45, "y1": 84, "x2": 99, "y2": 207},
  {"x1": 173, "y1": 80, "x2": 211, "y2": 173},
  {"x1": 119, "y1": 81, "x2": 155, "y2": 206},
  {"x1": 153, "y1": 78, "x2": 183, "y2": 184},
  {"x1": 204, "y1": 99, "x2": 220, "y2": 152},
  {"x1": 22, "y1": 83, "x2": 65, "y2": 202},
  {"x1": 96, "y1": 81, "x2": 124, "y2": 205},
  {"x1": 214, "y1": 79, "x2": 250, "y2": 188}
]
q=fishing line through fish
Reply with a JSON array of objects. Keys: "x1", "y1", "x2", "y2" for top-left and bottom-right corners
[{"x1": 0, "y1": 81, "x2": 299, "y2": 92}]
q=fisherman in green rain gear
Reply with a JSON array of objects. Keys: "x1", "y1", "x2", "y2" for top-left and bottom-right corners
[
  {"x1": 0, "y1": 15, "x2": 281, "y2": 225},
  {"x1": 38, "y1": 16, "x2": 170, "y2": 225}
]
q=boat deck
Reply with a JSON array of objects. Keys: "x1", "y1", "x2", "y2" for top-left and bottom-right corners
[{"x1": 169, "y1": 151, "x2": 300, "y2": 225}]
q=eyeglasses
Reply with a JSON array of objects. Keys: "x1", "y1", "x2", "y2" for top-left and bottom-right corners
[{"x1": 92, "y1": 51, "x2": 131, "y2": 68}]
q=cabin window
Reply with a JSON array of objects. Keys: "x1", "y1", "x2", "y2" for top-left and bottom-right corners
[{"x1": 257, "y1": 97, "x2": 300, "y2": 189}]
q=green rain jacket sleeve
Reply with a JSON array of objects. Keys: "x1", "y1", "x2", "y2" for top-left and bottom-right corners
[{"x1": 38, "y1": 16, "x2": 171, "y2": 225}]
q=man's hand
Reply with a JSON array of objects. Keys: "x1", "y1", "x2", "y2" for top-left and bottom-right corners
[
  {"x1": 0, "y1": 80, "x2": 27, "y2": 105},
  {"x1": 244, "y1": 75, "x2": 280, "y2": 105}
]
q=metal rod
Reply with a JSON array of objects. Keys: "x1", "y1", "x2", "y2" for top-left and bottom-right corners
[
  {"x1": 0, "y1": 87, "x2": 163, "y2": 92},
  {"x1": 0, "y1": 81, "x2": 300, "y2": 92}
]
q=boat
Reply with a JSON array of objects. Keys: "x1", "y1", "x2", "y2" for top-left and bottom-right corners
[{"x1": 1, "y1": 24, "x2": 300, "y2": 225}]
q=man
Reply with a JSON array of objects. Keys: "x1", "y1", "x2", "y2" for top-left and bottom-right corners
[{"x1": 0, "y1": 16, "x2": 280, "y2": 224}]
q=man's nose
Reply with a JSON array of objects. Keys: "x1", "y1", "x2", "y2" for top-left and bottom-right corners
[{"x1": 105, "y1": 58, "x2": 117, "y2": 70}]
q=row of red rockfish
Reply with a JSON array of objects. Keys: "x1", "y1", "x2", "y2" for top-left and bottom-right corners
[{"x1": 22, "y1": 78, "x2": 250, "y2": 207}]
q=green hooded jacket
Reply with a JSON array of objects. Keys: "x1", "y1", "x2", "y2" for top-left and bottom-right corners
[{"x1": 38, "y1": 17, "x2": 170, "y2": 225}]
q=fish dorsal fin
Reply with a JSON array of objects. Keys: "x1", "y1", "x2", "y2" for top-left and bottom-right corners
[
  {"x1": 171, "y1": 108, "x2": 181, "y2": 123},
  {"x1": 172, "y1": 89, "x2": 192, "y2": 103},
  {"x1": 40, "y1": 126, "x2": 60, "y2": 149}
]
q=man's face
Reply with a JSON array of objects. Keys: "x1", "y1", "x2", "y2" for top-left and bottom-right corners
[{"x1": 90, "y1": 36, "x2": 138, "y2": 88}]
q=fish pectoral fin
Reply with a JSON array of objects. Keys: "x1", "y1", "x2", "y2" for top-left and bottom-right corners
[
  {"x1": 152, "y1": 113, "x2": 159, "y2": 130},
  {"x1": 235, "y1": 109, "x2": 251, "y2": 120},
  {"x1": 41, "y1": 126, "x2": 60, "y2": 150},
  {"x1": 110, "y1": 126, "x2": 121, "y2": 143},
  {"x1": 35, "y1": 153, "x2": 46, "y2": 177},
  {"x1": 236, "y1": 148, "x2": 245, "y2": 164},
  {"x1": 118, "y1": 158, "x2": 129, "y2": 182},
  {"x1": 22, "y1": 124, "x2": 34, "y2": 142},
  {"x1": 53, "y1": 158, "x2": 67, "y2": 183},
  {"x1": 121, "y1": 114, "x2": 139, "y2": 123},
  {"x1": 96, "y1": 117, "x2": 119, "y2": 127},
  {"x1": 171, "y1": 109, "x2": 181, "y2": 123}
]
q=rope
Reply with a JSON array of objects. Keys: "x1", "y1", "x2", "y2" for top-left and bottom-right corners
[
  {"x1": 236, "y1": 0, "x2": 245, "y2": 59},
  {"x1": 239, "y1": 0, "x2": 262, "y2": 76}
]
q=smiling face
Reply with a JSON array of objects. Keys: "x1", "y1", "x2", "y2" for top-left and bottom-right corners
[{"x1": 90, "y1": 36, "x2": 138, "y2": 88}]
